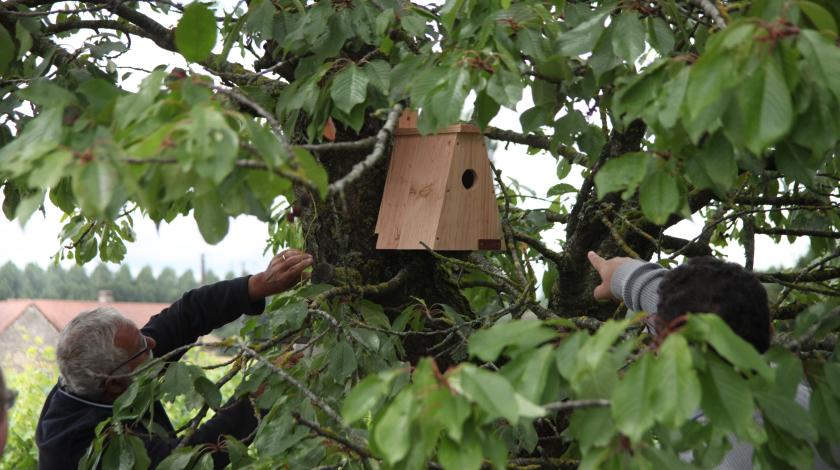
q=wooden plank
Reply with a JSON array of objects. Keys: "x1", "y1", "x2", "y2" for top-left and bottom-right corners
[
  {"x1": 375, "y1": 134, "x2": 454, "y2": 249},
  {"x1": 433, "y1": 133, "x2": 501, "y2": 250}
]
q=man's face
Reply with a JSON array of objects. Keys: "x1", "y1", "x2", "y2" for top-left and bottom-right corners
[{"x1": 104, "y1": 323, "x2": 157, "y2": 399}]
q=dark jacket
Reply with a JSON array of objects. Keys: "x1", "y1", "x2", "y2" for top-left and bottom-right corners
[{"x1": 36, "y1": 276, "x2": 265, "y2": 470}]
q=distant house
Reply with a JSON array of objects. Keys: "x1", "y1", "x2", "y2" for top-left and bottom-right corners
[{"x1": 0, "y1": 291, "x2": 169, "y2": 369}]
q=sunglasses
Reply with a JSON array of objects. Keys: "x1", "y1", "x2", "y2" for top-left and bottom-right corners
[{"x1": 106, "y1": 334, "x2": 152, "y2": 378}]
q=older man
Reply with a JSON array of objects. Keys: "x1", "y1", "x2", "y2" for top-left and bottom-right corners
[{"x1": 36, "y1": 249, "x2": 313, "y2": 469}]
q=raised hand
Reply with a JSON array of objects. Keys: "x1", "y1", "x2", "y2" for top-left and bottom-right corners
[
  {"x1": 587, "y1": 251, "x2": 633, "y2": 301},
  {"x1": 248, "y1": 249, "x2": 314, "y2": 300}
]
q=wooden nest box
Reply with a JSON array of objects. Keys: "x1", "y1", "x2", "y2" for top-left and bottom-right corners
[{"x1": 375, "y1": 110, "x2": 503, "y2": 251}]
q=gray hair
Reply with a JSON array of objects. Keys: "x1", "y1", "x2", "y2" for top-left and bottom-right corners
[{"x1": 57, "y1": 307, "x2": 135, "y2": 400}]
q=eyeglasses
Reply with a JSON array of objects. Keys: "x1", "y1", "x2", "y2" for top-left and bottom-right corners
[{"x1": 106, "y1": 334, "x2": 152, "y2": 377}]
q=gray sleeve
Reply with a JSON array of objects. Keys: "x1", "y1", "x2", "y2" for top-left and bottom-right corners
[{"x1": 610, "y1": 260, "x2": 667, "y2": 314}]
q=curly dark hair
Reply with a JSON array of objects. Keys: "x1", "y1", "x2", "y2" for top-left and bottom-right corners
[{"x1": 657, "y1": 257, "x2": 771, "y2": 353}]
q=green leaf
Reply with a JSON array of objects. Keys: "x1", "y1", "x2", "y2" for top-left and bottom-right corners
[
  {"x1": 612, "y1": 353, "x2": 657, "y2": 442},
  {"x1": 162, "y1": 363, "x2": 197, "y2": 400},
  {"x1": 578, "y1": 319, "x2": 630, "y2": 371},
  {"x1": 468, "y1": 319, "x2": 557, "y2": 362},
  {"x1": 556, "y1": 11, "x2": 609, "y2": 56},
  {"x1": 342, "y1": 374, "x2": 390, "y2": 424},
  {"x1": 655, "y1": 335, "x2": 701, "y2": 427},
  {"x1": 364, "y1": 60, "x2": 391, "y2": 94},
  {"x1": 755, "y1": 390, "x2": 817, "y2": 442},
  {"x1": 125, "y1": 434, "x2": 150, "y2": 470},
  {"x1": 330, "y1": 64, "x2": 369, "y2": 114},
  {"x1": 245, "y1": 0, "x2": 275, "y2": 38},
  {"x1": 421, "y1": 67, "x2": 471, "y2": 134},
  {"x1": 439, "y1": 0, "x2": 464, "y2": 32},
  {"x1": 594, "y1": 152, "x2": 652, "y2": 199},
  {"x1": 72, "y1": 160, "x2": 119, "y2": 217},
  {"x1": 799, "y1": 1, "x2": 838, "y2": 33},
  {"x1": 436, "y1": 394, "x2": 471, "y2": 442},
  {"x1": 193, "y1": 191, "x2": 229, "y2": 244},
  {"x1": 567, "y1": 407, "x2": 615, "y2": 453},
  {"x1": 175, "y1": 3, "x2": 218, "y2": 62},
  {"x1": 0, "y1": 26, "x2": 13, "y2": 74},
  {"x1": 438, "y1": 433, "x2": 482, "y2": 470},
  {"x1": 737, "y1": 60, "x2": 794, "y2": 155},
  {"x1": 639, "y1": 170, "x2": 680, "y2": 225},
  {"x1": 648, "y1": 17, "x2": 675, "y2": 54},
  {"x1": 460, "y1": 364, "x2": 519, "y2": 424},
  {"x1": 684, "y1": 314, "x2": 773, "y2": 380},
  {"x1": 611, "y1": 12, "x2": 645, "y2": 63},
  {"x1": 811, "y1": 382, "x2": 840, "y2": 441},
  {"x1": 519, "y1": 106, "x2": 553, "y2": 134},
  {"x1": 194, "y1": 376, "x2": 222, "y2": 409},
  {"x1": 102, "y1": 435, "x2": 135, "y2": 470},
  {"x1": 157, "y1": 447, "x2": 200, "y2": 470},
  {"x1": 685, "y1": 133, "x2": 737, "y2": 194},
  {"x1": 16, "y1": 80, "x2": 76, "y2": 108},
  {"x1": 699, "y1": 355, "x2": 764, "y2": 443},
  {"x1": 326, "y1": 340, "x2": 357, "y2": 382},
  {"x1": 486, "y1": 69, "x2": 523, "y2": 109},
  {"x1": 373, "y1": 389, "x2": 414, "y2": 465},
  {"x1": 401, "y1": 13, "x2": 427, "y2": 36},
  {"x1": 473, "y1": 90, "x2": 500, "y2": 129},
  {"x1": 684, "y1": 47, "x2": 734, "y2": 122},
  {"x1": 293, "y1": 148, "x2": 328, "y2": 198},
  {"x1": 799, "y1": 30, "x2": 840, "y2": 100}
]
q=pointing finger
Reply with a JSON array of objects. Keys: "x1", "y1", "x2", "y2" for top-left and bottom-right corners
[{"x1": 587, "y1": 251, "x2": 604, "y2": 271}]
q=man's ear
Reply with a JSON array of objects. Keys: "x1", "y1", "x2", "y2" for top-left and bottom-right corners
[{"x1": 103, "y1": 377, "x2": 128, "y2": 398}]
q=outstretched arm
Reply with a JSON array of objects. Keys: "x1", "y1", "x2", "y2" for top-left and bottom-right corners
[
  {"x1": 142, "y1": 249, "x2": 314, "y2": 358},
  {"x1": 587, "y1": 251, "x2": 666, "y2": 314}
]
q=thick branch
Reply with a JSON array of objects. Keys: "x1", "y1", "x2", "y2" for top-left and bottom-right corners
[
  {"x1": 43, "y1": 19, "x2": 145, "y2": 36},
  {"x1": 484, "y1": 127, "x2": 583, "y2": 163},
  {"x1": 758, "y1": 267, "x2": 840, "y2": 283},
  {"x1": 292, "y1": 413, "x2": 373, "y2": 459},
  {"x1": 689, "y1": 0, "x2": 726, "y2": 29},
  {"x1": 734, "y1": 195, "x2": 827, "y2": 206},
  {"x1": 543, "y1": 399, "x2": 611, "y2": 412},
  {"x1": 513, "y1": 229, "x2": 564, "y2": 267},
  {"x1": 328, "y1": 103, "x2": 403, "y2": 194}
]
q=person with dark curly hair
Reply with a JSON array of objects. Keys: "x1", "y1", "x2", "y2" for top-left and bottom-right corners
[
  {"x1": 588, "y1": 251, "x2": 837, "y2": 469},
  {"x1": 588, "y1": 252, "x2": 771, "y2": 350}
]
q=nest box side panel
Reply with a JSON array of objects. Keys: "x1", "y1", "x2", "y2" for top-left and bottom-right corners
[
  {"x1": 434, "y1": 133, "x2": 502, "y2": 250},
  {"x1": 375, "y1": 134, "x2": 455, "y2": 249}
]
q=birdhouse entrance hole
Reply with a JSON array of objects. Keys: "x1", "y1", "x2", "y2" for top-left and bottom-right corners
[{"x1": 461, "y1": 169, "x2": 476, "y2": 189}]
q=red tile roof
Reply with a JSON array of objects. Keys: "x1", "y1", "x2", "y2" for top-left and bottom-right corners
[{"x1": 0, "y1": 299, "x2": 171, "y2": 333}]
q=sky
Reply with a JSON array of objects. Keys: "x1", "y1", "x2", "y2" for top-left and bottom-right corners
[{"x1": 0, "y1": 5, "x2": 810, "y2": 278}]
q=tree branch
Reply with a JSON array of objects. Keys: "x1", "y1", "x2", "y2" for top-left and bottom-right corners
[
  {"x1": 688, "y1": 0, "x2": 726, "y2": 29},
  {"x1": 328, "y1": 103, "x2": 403, "y2": 194},
  {"x1": 543, "y1": 399, "x2": 610, "y2": 412},
  {"x1": 43, "y1": 19, "x2": 145, "y2": 36},
  {"x1": 513, "y1": 229, "x2": 564, "y2": 267},
  {"x1": 483, "y1": 127, "x2": 583, "y2": 163},
  {"x1": 292, "y1": 412, "x2": 373, "y2": 459},
  {"x1": 758, "y1": 267, "x2": 840, "y2": 283}
]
